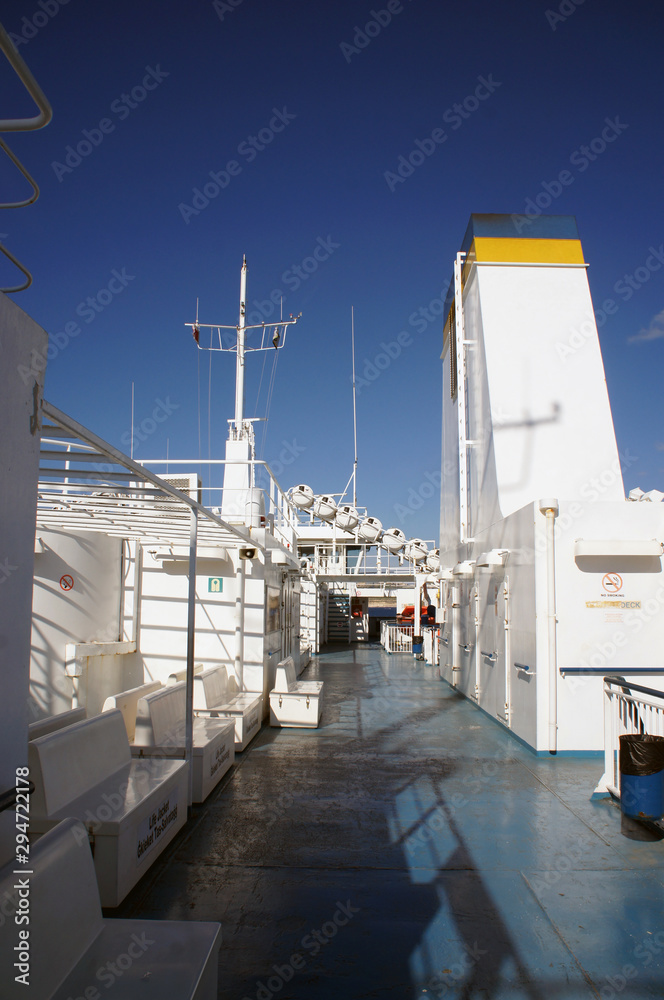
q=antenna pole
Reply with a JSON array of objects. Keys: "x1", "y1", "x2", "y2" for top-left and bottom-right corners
[
  {"x1": 234, "y1": 255, "x2": 248, "y2": 433},
  {"x1": 130, "y1": 381, "x2": 135, "y2": 460},
  {"x1": 351, "y1": 306, "x2": 358, "y2": 507}
]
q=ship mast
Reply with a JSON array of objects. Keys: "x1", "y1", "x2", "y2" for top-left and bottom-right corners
[
  {"x1": 234, "y1": 255, "x2": 248, "y2": 433},
  {"x1": 185, "y1": 256, "x2": 301, "y2": 521}
]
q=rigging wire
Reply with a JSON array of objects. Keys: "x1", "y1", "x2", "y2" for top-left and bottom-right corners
[
  {"x1": 197, "y1": 345, "x2": 202, "y2": 474},
  {"x1": 207, "y1": 328, "x2": 213, "y2": 496},
  {"x1": 258, "y1": 298, "x2": 285, "y2": 462},
  {"x1": 130, "y1": 382, "x2": 135, "y2": 461},
  {"x1": 338, "y1": 468, "x2": 355, "y2": 506},
  {"x1": 259, "y1": 348, "x2": 280, "y2": 459},
  {"x1": 338, "y1": 308, "x2": 359, "y2": 507},
  {"x1": 253, "y1": 347, "x2": 269, "y2": 417},
  {"x1": 351, "y1": 305, "x2": 358, "y2": 507}
]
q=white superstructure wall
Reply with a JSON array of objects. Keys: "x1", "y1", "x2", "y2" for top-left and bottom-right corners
[
  {"x1": 441, "y1": 217, "x2": 622, "y2": 556},
  {"x1": 438, "y1": 215, "x2": 664, "y2": 752},
  {"x1": 471, "y1": 263, "x2": 622, "y2": 527},
  {"x1": 0, "y1": 294, "x2": 47, "y2": 864}
]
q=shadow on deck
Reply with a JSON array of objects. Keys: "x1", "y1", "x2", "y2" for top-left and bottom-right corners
[{"x1": 112, "y1": 644, "x2": 664, "y2": 999}]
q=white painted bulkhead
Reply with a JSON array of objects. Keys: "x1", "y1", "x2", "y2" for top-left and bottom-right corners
[
  {"x1": 439, "y1": 217, "x2": 664, "y2": 752},
  {"x1": 441, "y1": 258, "x2": 623, "y2": 558},
  {"x1": 29, "y1": 530, "x2": 137, "y2": 717},
  {"x1": 28, "y1": 529, "x2": 301, "y2": 724},
  {"x1": 0, "y1": 293, "x2": 48, "y2": 863},
  {"x1": 440, "y1": 501, "x2": 664, "y2": 752}
]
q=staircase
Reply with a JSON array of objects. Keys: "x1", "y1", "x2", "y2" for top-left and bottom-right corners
[{"x1": 327, "y1": 591, "x2": 349, "y2": 642}]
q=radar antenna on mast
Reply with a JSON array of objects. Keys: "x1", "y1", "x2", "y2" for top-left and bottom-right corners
[{"x1": 185, "y1": 255, "x2": 301, "y2": 439}]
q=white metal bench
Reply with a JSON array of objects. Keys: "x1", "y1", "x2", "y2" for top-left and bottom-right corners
[
  {"x1": 299, "y1": 641, "x2": 311, "y2": 671},
  {"x1": 0, "y1": 816, "x2": 221, "y2": 999},
  {"x1": 166, "y1": 663, "x2": 205, "y2": 685},
  {"x1": 193, "y1": 666, "x2": 262, "y2": 751},
  {"x1": 28, "y1": 706, "x2": 87, "y2": 740},
  {"x1": 28, "y1": 709, "x2": 189, "y2": 907},
  {"x1": 133, "y1": 682, "x2": 235, "y2": 802},
  {"x1": 269, "y1": 656, "x2": 324, "y2": 728},
  {"x1": 102, "y1": 680, "x2": 162, "y2": 741}
]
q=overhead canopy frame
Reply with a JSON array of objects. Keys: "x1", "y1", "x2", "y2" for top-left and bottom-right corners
[{"x1": 36, "y1": 400, "x2": 263, "y2": 807}]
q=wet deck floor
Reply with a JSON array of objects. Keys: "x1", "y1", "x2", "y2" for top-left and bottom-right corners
[{"x1": 114, "y1": 644, "x2": 664, "y2": 999}]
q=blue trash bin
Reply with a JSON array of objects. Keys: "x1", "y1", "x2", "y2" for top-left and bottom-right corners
[
  {"x1": 619, "y1": 734, "x2": 664, "y2": 820},
  {"x1": 412, "y1": 635, "x2": 423, "y2": 657}
]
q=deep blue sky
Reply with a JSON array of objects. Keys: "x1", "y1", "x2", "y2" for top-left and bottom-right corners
[{"x1": 2, "y1": 0, "x2": 663, "y2": 541}]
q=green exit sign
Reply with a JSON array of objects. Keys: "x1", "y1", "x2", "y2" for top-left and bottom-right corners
[{"x1": 208, "y1": 577, "x2": 223, "y2": 593}]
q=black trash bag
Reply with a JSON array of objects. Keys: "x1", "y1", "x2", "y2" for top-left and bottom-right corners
[{"x1": 619, "y1": 734, "x2": 664, "y2": 776}]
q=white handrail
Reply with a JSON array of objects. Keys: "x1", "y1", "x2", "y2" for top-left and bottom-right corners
[
  {"x1": 381, "y1": 622, "x2": 414, "y2": 654},
  {"x1": 595, "y1": 675, "x2": 664, "y2": 798}
]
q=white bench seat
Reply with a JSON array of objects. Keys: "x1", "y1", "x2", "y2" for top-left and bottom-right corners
[
  {"x1": 193, "y1": 666, "x2": 262, "y2": 751},
  {"x1": 28, "y1": 709, "x2": 189, "y2": 907},
  {"x1": 269, "y1": 656, "x2": 324, "y2": 728},
  {"x1": 299, "y1": 642, "x2": 311, "y2": 670},
  {"x1": 166, "y1": 662, "x2": 205, "y2": 685},
  {"x1": 0, "y1": 817, "x2": 220, "y2": 1000},
  {"x1": 132, "y1": 682, "x2": 235, "y2": 802},
  {"x1": 102, "y1": 680, "x2": 162, "y2": 741},
  {"x1": 28, "y1": 706, "x2": 87, "y2": 740}
]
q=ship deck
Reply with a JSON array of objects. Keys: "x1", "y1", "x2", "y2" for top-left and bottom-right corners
[{"x1": 114, "y1": 643, "x2": 664, "y2": 999}]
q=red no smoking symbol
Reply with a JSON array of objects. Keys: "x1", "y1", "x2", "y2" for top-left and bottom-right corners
[
  {"x1": 602, "y1": 573, "x2": 622, "y2": 594},
  {"x1": 60, "y1": 574, "x2": 74, "y2": 591}
]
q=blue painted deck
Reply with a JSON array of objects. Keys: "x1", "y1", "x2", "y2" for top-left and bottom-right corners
[{"x1": 115, "y1": 644, "x2": 664, "y2": 998}]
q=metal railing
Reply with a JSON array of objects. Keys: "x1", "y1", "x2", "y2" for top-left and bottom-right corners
[
  {"x1": 597, "y1": 675, "x2": 664, "y2": 799},
  {"x1": 381, "y1": 621, "x2": 414, "y2": 654},
  {"x1": 302, "y1": 541, "x2": 437, "y2": 577},
  {"x1": 0, "y1": 21, "x2": 53, "y2": 291},
  {"x1": 138, "y1": 457, "x2": 299, "y2": 553}
]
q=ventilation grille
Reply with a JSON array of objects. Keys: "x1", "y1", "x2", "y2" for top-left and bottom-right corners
[{"x1": 159, "y1": 473, "x2": 202, "y2": 506}]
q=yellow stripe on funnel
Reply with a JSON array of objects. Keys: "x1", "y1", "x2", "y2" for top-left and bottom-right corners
[{"x1": 471, "y1": 237, "x2": 585, "y2": 264}]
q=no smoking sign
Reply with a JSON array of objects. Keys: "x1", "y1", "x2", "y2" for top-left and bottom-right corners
[{"x1": 602, "y1": 573, "x2": 622, "y2": 594}]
